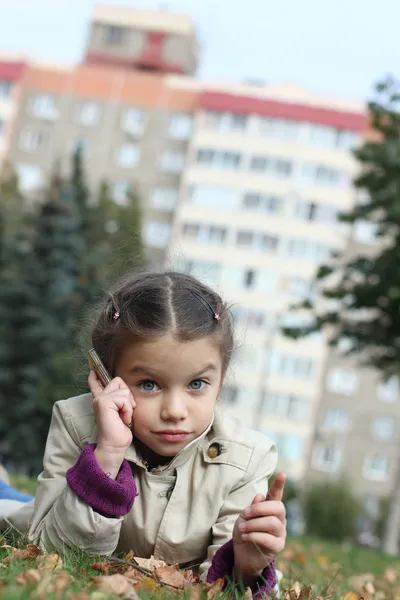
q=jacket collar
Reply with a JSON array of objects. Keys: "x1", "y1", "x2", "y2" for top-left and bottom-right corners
[{"x1": 124, "y1": 414, "x2": 215, "y2": 472}]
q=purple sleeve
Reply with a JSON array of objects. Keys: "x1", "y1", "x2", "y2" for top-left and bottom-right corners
[
  {"x1": 66, "y1": 443, "x2": 137, "y2": 518},
  {"x1": 206, "y1": 539, "x2": 278, "y2": 598}
]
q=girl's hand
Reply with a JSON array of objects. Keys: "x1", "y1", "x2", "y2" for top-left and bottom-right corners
[
  {"x1": 89, "y1": 370, "x2": 136, "y2": 478},
  {"x1": 233, "y1": 473, "x2": 287, "y2": 584}
]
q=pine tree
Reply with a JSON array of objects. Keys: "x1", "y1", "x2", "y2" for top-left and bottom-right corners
[
  {"x1": 283, "y1": 76, "x2": 400, "y2": 555},
  {"x1": 0, "y1": 161, "x2": 24, "y2": 237}
]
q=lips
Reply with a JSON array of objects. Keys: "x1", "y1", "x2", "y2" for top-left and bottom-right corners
[{"x1": 153, "y1": 430, "x2": 191, "y2": 443}]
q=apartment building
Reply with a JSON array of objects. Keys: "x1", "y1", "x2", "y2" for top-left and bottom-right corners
[
  {"x1": 307, "y1": 227, "x2": 400, "y2": 514},
  {"x1": 166, "y1": 81, "x2": 367, "y2": 479},
  {"x1": 1, "y1": 4, "x2": 398, "y2": 492}
]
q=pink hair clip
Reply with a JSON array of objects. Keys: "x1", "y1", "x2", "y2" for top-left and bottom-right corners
[
  {"x1": 214, "y1": 313, "x2": 221, "y2": 321},
  {"x1": 113, "y1": 311, "x2": 120, "y2": 321}
]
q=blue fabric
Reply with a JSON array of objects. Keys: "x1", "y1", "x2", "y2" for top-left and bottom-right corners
[{"x1": 0, "y1": 479, "x2": 33, "y2": 502}]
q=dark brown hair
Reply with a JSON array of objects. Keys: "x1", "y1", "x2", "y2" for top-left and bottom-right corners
[{"x1": 92, "y1": 271, "x2": 234, "y2": 376}]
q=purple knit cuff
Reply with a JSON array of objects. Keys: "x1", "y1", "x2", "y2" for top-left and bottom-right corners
[
  {"x1": 207, "y1": 539, "x2": 277, "y2": 598},
  {"x1": 66, "y1": 443, "x2": 137, "y2": 518}
]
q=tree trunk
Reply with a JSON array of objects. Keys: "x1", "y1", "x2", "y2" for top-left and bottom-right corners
[{"x1": 381, "y1": 451, "x2": 400, "y2": 555}]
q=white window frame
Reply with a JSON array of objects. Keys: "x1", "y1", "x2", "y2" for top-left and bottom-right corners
[
  {"x1": 377, "y1": 377, "x2": 399, "y2": 403},
  {"x1": 363, "y1": 454, "x2": 389, "y2": 481},
  {"x1": 159, "y1": 151, "x2": 185, "y2": 173},
  {"x1": 17, "y1": 164, "x2": 43, "y2": 191},
  {"x1": 78, "y1": 101, "x2": 100, "y2": 126},
  {"x1": 116, "y1": 144, "x2": 139, "y2": 168},
  {"x1": 372, "y1": 416, "x2": 395, "y2": 440},
  {"x1": 323, "y1": 408, "x2": 350, "y2": 432},
  {"x1": 312, "y1": 443, "x2": 342, "y2": 472},
  {"x1": 326, "y1": 367, "x2": 358, "y2": 396},
  {"x1": 30, "y1": 94, "x2": 58, "y2": 120},
  {"x1": 112, "y1": 181, "x2": 130, "y2": 205},
  {"x1": 143, "y1": 221, "x2": 171, "y2": 249},
  {"x1": 168, "y1": 113, "x2": 193, "y2": 140},
  {"x1": 20, "y1": 129, "x2": 46, "y2": 152},
  {"x1": 122, "y1": 108, "x2": 145, "y2": 136},
  {"x1": 0, "y1": 80, "x2": 12, "y2": 99},
  {"x1": 151, "y1": 188, "x2": 178, "y2": 211}
]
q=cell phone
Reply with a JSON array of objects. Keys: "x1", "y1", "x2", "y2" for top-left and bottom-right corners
[{"x1": 88, "y1": 348, "x2": 112, "y2": 387}]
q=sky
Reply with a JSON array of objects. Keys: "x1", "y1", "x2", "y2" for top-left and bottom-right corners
[{"x1": 0, "y1": 0, "x2": 399, "y2": 102}]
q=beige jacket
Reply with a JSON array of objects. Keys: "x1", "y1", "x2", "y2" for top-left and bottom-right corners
[{"x1": 3, "y1": 393, "x2": 277, "y2": 577}]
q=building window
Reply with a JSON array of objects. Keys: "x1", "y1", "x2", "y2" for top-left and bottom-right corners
[
  {"x1": 151, "y1": 188, "x2": 178, "y2": 211},
  {"x1": 0, "y1": 80, "x2": 12, "y2": 99},
  {"x1": 372, "y1": 417, "x2": 395, "y2": 440},
  {"x1": 362, "y1": 494, "x2": 380, "y2": 519},
  {"x1": 250, "y1": 155, "x2": 268, "y2": 173},
  {"x1": 323, "y1": 408, "x2": 350, "y2": 432},
  {"x1": 122, "y1": 108, "x2": 145, "y2": 136},
  {"x1": 261, "y1": 234, "x2": 279, "y2": 251},
  {"x1": 20, "y1": 129, "x2": 46, "y2": 152},
  {"x1": 326, "y1": 367, "x2": 358, "y2": 396},
  {"x1": 182, "y1": 224, "x2": 227, "y2": 245},
  {"x1": 264, "y1": 393, "x2": 310, "y2": 420},
  {"x1": 313, "y1": 443, "x2": 342, "y2": 472},
  {"x1": 284, "y1": 277, "x2": 315, "y2": 300},
  {"x1": 229, "y1": 113, "x2": 248, "y2": 131},
  {"x1": 220, "y1": 386, "x2": 238, "y2": 405},
  {"x1": 78, "y1": 101, "x2": 100, "y2": 126},
  {"x1": 301, "y1": 163, "x2": 344, "y2": 188},
  {"x1": 29, "y1": 94, "x2": 58, "y2": 120},
  {"x1": 168, "y1": 113, "x2": 193, "y2": 140},
  {"x1": 205, "y1": 110, "x2": 224, "y2": 129},
  {"x1": 231, "y1": 307, "x2": 266, "y2": 329},
  {"x1": 278, "y1": 434, "x2": 304, "y2": 461},
  {"x1": 196, "y1": 148, "x2": 215, "y2": 165},
  {"x1": 244, "y1": 269, "x2": 255, "y2": 289},
  {"x1": 181, "y1": 259, "x2": 221, "y2": 287},
  {"x1": 236, "y1": 230, "x2": 279, "y2": 252},
  {"x1": 104, "y1": 25, "x2": 125, "y2": 45},
  {"x1": 71, "y1": 137, "x2": 90, "y2": 156},
  {"x1": 266, "y1": 350, "x2": 315, "y2": 380},
  {"x1": 0, "y1": 119, "x2": 4, "y2": 136},
  {"x1": 377, "y1": 377, "x2": 399, "y2": 403},
  {"x1": 143, "y1": 221, "x2": 171, "y2": 249},
  {"x1": 220, "y1": 151, "x2": 242, "y2": 170},
  {"x1": 17, "y1": 164, "x2": 43, "y2": 191},
  {"x1": 116, "y1": 144, "x2": 139, "y2": 167},
  {"x1": 160, "y1": 151, "x2": 185, "y2": 173},
  {"x1": 337, "y1": 130, "x2": 360, "y2": 150},
  {"x1": 259, "y1": 117, "x2": 299, "y2": 141},
  {"x1": 285, "y1": 238, "x2": 332, "y2": 262},
  {"x1": 189, "y1": 185, "x2": 240, "y2": 211},
  {"x1": 363, "y1": 454, "x2": 389, "y2": 481},
  {"x1": 237, "y1": 230, "x2": 254, "y2": 247},
  {"x1": 112, "y1": 181, "x2": 130, "y2": 205},
  {"x1": 242, "y1": 192, "x2": 282, "y2": 214}
]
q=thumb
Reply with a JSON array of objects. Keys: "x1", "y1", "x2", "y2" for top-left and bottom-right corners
[{"x1": 267, "y1": 472, "x2": 286, "y2": 501}]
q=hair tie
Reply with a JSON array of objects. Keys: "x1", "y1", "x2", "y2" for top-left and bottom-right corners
[
  {"x1": 113, "y1": 311, "x2": 120, "y2": 321},
  {"x1": 190, "y1": 290, "x2": 220, "y2": 322}
]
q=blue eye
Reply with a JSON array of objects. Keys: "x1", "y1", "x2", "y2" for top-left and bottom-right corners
[
  {"x1": 189, "y1": 379, "x2": 207, "y2": 391},
  {"x1": 138, "y1": 380, "x2": 160, "y2": 392}
]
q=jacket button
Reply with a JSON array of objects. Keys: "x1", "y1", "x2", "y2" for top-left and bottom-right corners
[{"x1": 207, "y1": 443, "x2": 221, "y2": 459}]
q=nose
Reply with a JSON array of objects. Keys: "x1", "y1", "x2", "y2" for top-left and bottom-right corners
[{"x1": 160, "y1": 392, "x2": 188, "y2": 422}]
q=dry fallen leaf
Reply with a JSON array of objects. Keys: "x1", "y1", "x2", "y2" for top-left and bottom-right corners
[
  {"x1": 90, "y1": 562, "x2": 110, "y2": 574},
  {"x1": 134, "y1": 555, "x2": 167, "y2": 570},
  {"x1": 206, "y1": 577, "x2": 225, "y2": 599},
  {"x1": 187, "y1": 586, "x2": 204, "y2": 600},
  {"x1": 68, "y1": 594, "x2": 91, "y2": 600},
  {"x1": 37, "y1": 553, "x2": 63, "y2": 572},
  {"x1": 15, "y1": 569, "x2": 42, "y2": 586},
  {"x1": 384, "y1": 568, "x2": 397, "y2": 583},
  {"x1": 341, "y1": 593, "x2": 363, "y2": 600},
  {"x1": 92, "y1": 574, "x2": 140, "y2": 599},
  {"x1": 154, "y1": 564, "x2": 188, "y2": 589},
  {"x1": 299, "y1": 585, "x2": 313, "y2": 600},
  {"x1": 124, "y1": 550, "x2": 135, "y2": 562},
  {"x1": 3, "y1": 544, "x2": 41, "y2": 564},
  {"x1": 243, "y1": 588, "x2": 253, "y2": 599},
  {"x1": 362, "y1": 581, "x2": 375, "y2": 595}
]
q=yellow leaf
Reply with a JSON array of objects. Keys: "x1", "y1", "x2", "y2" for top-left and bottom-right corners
[
  {"x1": 92, "y1": 574, "x2": 139, "y2": 599},
  {"x1": 342, "y1": 593, "x2": 363, "y2": 600}
]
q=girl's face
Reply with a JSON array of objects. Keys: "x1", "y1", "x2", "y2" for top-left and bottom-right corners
[{"x1": 116, "y1": 333, "x2": 224, "y2": 457}]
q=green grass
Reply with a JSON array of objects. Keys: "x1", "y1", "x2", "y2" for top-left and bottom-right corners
[
  {"x1": 2, "y1": 476, "x2": 400, "y2": 598},
  {"x1": 8, "y1": 475, "x2": 37, "y2": 498}
]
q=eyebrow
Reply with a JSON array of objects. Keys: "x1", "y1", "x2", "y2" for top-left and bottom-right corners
[{"x1": 129, "y1": 363, "x2": 217, "y2": 378}]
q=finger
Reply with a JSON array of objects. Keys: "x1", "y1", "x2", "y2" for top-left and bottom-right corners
[
  {"x1": 243, "y1": 500, "x2": 286, "y2": 521},
  {"x1": 239, "y1": 516, "x2": 286, "y2": 537},
  {"x1": 110, "y1": 394, "x2": 135, "y2": 426},
  {"x1": 252, "y1": 494, "x2": 265, "y2": 505},
  {"x1": 240, "y1": 532, "x2": 286, "y2": 555},
  {"x1": 88, "y1": 370, "x2": 104, "y2": 398},
  {"x1": 267, "y1": 473, "x2": 286, "y2": 502}
]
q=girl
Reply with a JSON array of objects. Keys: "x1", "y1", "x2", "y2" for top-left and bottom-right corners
[{"x1": 3, "y1": 271, "x2": 286, "y2": 596}]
